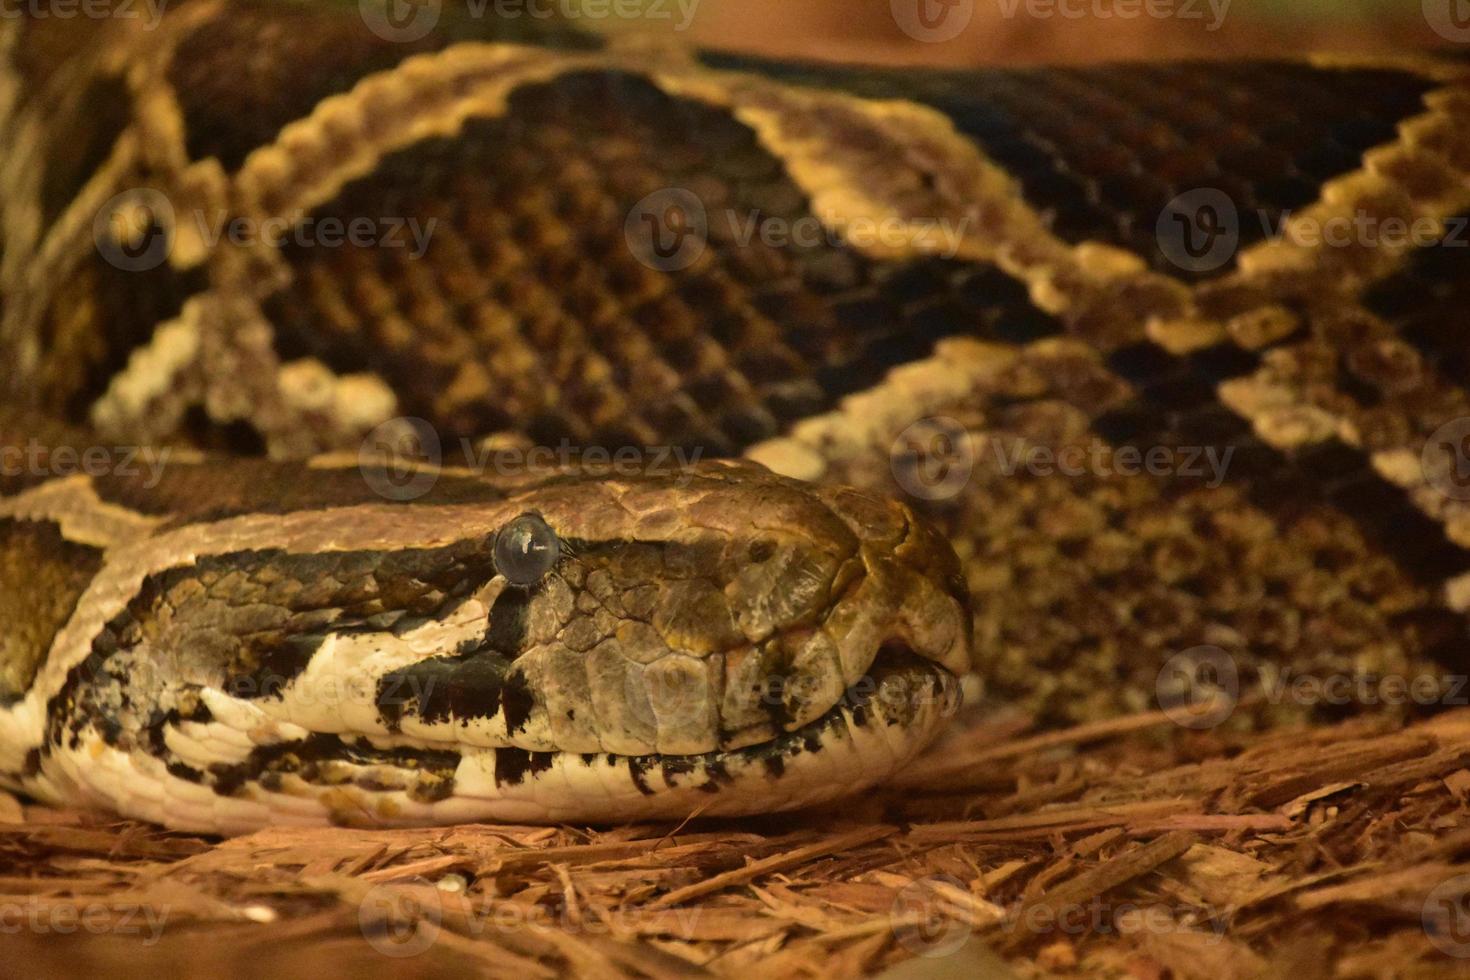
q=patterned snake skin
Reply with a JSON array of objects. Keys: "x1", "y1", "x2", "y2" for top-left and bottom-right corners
[{"x1": 2, "y1": 0, "x2": 1470, "y2": 832}]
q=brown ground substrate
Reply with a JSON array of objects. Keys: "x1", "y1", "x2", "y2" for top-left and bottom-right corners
[{"x1": 4, "y1": 704, "x2": 1470, "y2": 978}]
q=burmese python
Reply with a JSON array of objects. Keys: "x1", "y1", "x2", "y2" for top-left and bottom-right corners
[{"x1": 2, "y1": 1, "x2": 1470, "y2": 834}]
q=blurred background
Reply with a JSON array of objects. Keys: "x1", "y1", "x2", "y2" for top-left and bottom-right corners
[{"x1": 625, "y1": 0, "x2": 1452, "y2": 65}]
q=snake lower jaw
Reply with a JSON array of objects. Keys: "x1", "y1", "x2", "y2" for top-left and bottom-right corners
[
  {"x1": 36, "y1": 650, "x2": 962, "y2": 833},
  {"x1": 364, "y1": 650, "x2": 963, "y2": 829}
]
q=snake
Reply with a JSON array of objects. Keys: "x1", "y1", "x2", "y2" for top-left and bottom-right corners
[{"x1": 1, "y1": 1, "x2": 1469, "y2": 834}]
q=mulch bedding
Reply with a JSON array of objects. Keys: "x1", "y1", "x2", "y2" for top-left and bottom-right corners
[{"x1": 4, "y1": 703, "x2": 1470, "y2": 978}]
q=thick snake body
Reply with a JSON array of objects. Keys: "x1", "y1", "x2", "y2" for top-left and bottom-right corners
[{"x1": 3, "y1": 1, "x2": 1470, "y2": 832}]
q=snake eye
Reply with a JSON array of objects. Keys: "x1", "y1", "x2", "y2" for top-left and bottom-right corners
[{"x1": 494, "y1": 513, "x2": 561, "y2": 586}]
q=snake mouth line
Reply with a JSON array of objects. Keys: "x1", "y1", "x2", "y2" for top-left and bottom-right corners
[
  {"x1": 364, "y1": 641, "x2": 955, "y2": 774},
  {"x1": 705, "y1": 633, "x2": 954, "y2": 749},
  {"x1": 646, "y1": 642, "x2": 960, "y2": 775},
  {"x1": 145, "y1": 645, "x2": 962, "y2": 830},
  {"x1": 563, "y1": 646, "x2": 961, "y2": 816},
  {"x1": 602, "y1": 641, "x2": 959, "y2": 772},
  {"x1": 456, "y1": 644, "x2": 960, "y2": 805}
]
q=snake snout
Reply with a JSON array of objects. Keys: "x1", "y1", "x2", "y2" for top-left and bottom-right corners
[{"x1": 810, "y1": 484, "x2": 974, "y2": 681}]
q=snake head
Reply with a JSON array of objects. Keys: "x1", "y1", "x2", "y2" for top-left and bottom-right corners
[
  {"x1": 30, "y1": 458, "x2": 972, "y2": 830},
  {"x1": 367, "y1": 458, "x2": 973, "y2": 822},
  {"x1": 481, "y1": 459, "x2": 973, "y2": 757}
]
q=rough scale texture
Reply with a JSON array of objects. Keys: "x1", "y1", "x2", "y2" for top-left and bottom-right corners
[{"x1": 1, "y1": 1, "x2": 1469, "y2": 831}]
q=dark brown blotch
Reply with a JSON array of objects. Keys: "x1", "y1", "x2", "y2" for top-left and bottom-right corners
[{"x1": 0, "y1": 519, "x2": 104, "y2": 704}]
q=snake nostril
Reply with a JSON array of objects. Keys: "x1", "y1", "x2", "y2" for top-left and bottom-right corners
[{"x1": 747, "y1": 539, "x2": 776, "y2": 563}]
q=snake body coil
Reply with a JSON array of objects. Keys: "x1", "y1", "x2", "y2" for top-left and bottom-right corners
[{"x1": 2, "y1": 3, "x2": 1469, "y2": 832}]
